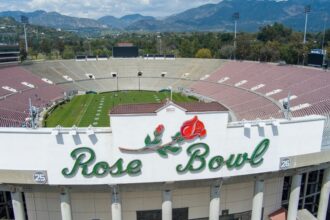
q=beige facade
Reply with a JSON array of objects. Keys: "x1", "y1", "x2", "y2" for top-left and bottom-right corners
[{"x1": 24, "y1": 177, "x2": 283, "y2": 220}]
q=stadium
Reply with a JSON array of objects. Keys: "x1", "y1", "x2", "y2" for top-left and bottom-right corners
[{"x1": 0, "y1": 55, "x2": 329, "y2": 220}]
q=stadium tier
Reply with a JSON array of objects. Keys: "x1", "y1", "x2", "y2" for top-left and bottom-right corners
[
  {"x1": 190, "y1": 61, "x2": 330, "y2": 119},
  {"x1": 0, "y1": 59, "x2": 330, "y2": 220},
  {"x1": 0, "y1": 66, "x2": 65, "y2": 127},
  {"x1": 20, "y1": 59, "x2": 330, "y2": 121},
  {"x1": 0, "y1": 45, "x2": 20, "y2": 64}
]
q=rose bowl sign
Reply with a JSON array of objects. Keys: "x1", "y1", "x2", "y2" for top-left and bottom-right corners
[
  {"x1": 0, "y1": 102, "x2": 324, "y2": 185},
  {"x1": 62, "y1": 116, "x2": 269, "y2": 179},
  {"x1": 55, "y1": 101, "x2": 324, "y2": 185}
]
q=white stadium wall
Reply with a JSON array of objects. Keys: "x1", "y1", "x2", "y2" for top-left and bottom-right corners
[
  {"x1": 0, "y1": 102, "x2": 329, "y2": 220},
  {"x1": 0, "y1": 103, "x2": 325, "y2": 185}
]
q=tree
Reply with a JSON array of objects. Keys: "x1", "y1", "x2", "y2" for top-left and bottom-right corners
[
  {"x1": 179, "y1": 39, "x2": 193, "y2": 57},
  {"x1": 51, "y1": 49, "x2": 60, "y2": 59},
  {"x1": 260, "y1": 41, "x2": 280, "y2": 62},
  {"x1": 236, "y1": 34, "x2": 253, "y2": 60},
  {"x1": 257, "y1": 23, "x2": 292, "y2": 43},
  {"x1": 249, "y1": 41, "x2": 263, "y2": 61},
  {"x1": 195, "y1": 48, "x2": 212, "y2": 58},
  {"x1": 54, "y1": 39, "x2": 65, "y2": 56},
  {"x1": 220, "y1": 33, "x2": 233, "y2": 43},
  {"x1": 83, "y1": 41, "x2": 92, "y2": 55},
  {"x1": 20, "y1": 49, "x2": 27, "y2": 62},
  {"x1": 62, "y1": 46, "x2": 75, "y2": 59},
  {"x1": 28, "y1": 48, "x2": 39, "y2": 60},
  {"x1": 93, "y1": 49, "x2": 103, "y2": 56},
  {"x1": 220, "y1": 45, "x2": 235, "y2": 59},
  {"x1": 324, "y1": 29, "x2": 330, "y2": 46},
  {"x1": 40, "y1": 39, "x2": 52, "y2": 55}
]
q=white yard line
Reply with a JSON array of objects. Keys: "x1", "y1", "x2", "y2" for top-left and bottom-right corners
[{"x1": 75, "y1": 95, "x2": 94, "y2": 126}]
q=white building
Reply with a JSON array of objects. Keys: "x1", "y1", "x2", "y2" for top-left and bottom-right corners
[{"x1": 0, "y1": 101, "x2": 329, "y2": 220}]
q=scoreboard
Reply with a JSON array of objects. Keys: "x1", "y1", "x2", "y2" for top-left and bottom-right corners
[
  {"x1": 308, "y1": 49, "x2": 326, "y2": 67},
  {"x1": 112, "y1": 46, "x2": 138, "y2": 58}
]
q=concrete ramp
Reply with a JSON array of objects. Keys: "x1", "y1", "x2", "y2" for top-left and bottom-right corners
[{"x1": 297, "y1": 209, "x2": 317, "y2": 220}]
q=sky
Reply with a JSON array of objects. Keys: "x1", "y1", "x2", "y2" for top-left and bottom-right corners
[{"x1": 0, "y1": 0, "x2": 221, "y2": 18}]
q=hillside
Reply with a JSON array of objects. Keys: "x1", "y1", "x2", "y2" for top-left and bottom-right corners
[
  {"x1": 0, "y1": 0, "x2": 329, "y2": 32},
  {"x1": 0, "y1": 10, "x2": 107, "y2": 30},
  {"x1": 131, "y1": 0, "x2": 330, "y2": 32},
  {"x1": 98, "y1": 14, "x2": 155, "y2": 30}
]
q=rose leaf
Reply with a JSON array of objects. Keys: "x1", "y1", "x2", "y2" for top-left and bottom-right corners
[
  {"x1": 171, "y1": 132, "x2": 181, "y2": 141},
  {"x1": 166, "y1": 146, "x2": 181, "y2": 154},
  {"x1": 157, "y1": 148, "x2": 168, "y2": 157},
  {"x1": 144, "y1": 135, "x2": 151, "y2": 145},
  {"x1": 151, "y1": 138, "x2": 161, "y2": 145}
]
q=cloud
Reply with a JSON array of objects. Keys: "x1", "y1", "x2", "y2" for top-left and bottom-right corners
[
  {"x1": 140, "y1": 0, "x2": 151, "y2": 5},
  {"x1": 0, "y1": 0, "x2": 221, "y2": 18}
]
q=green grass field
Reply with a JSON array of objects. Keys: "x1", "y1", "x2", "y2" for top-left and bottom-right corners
[{"x1": 44, "y1": 90, "x2": 197, "y2": 127}]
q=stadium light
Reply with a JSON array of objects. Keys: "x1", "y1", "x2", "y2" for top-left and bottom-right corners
[
  {"x1": 321, "y1": 14, "x2": 327, "y2": 54},
  {"x1": 232, "y1": 12, "x2": 239, "y2": 60},
  {"x1": 51, "y1": 129, "x2": 59, "y2": 136},
  {"x1": 303, "y1": 5, "x2": 311, "y2": 44},
  {"x1": 258, "y1": 122, "x2": 266, "y2": 128},
  {"x1": 70, "y1": 125, "x2": 77, "y2": 136},
  {"x1": 271, "y1": 121, "x2": 280, "y2": 127},
  {"x1": 112, "y1": 72, "x2": 118, "y2": 91},
  {"x1": 87, "y1": 125, "x2": 95, "y2": 135},
  {"x1": 21, "y1": 16, "x2": 29, "y2": 52},
  {"x1": 157, "y1": 33, "x2": 162, "y2": 55},
  {"x1": 51, "y1": 125, "x2": 62, "y2": 136},
  {"x1": 137, "y1": 71, "x2": 143, "y2": 91}
]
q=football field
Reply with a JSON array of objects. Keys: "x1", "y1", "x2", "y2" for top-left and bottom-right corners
[{"x1": 44, "y1": 90, "x2": 197, "y2": 127}]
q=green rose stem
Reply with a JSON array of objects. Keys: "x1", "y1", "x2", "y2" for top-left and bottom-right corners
[
  {"x1": 119, "y1": 117, "x2": 203, "y2": 155},
  {"x1": 119, "y1": 136, "x2": 182, "y2": 153}
]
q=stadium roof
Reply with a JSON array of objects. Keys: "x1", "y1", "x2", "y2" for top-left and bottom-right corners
[{"x1": 110, "y1": 101, "x2": 228, "y2": 115}]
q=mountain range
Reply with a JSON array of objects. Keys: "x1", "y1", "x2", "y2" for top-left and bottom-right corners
[{"x1": 0, "y1": 0, "x2": 329, "y2": 32}]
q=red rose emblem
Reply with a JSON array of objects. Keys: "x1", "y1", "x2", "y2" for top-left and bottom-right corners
[
  {"x1": 156, "y1": 124, "x2": 165, "y2": 134},
  {"x1": 180, "y1": 116, "x2": 206, "y2": 140}
]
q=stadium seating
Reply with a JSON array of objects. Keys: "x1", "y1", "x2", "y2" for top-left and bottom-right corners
[
  {"x1": 189, "y1": 60, "x2": 330, "y2": 150},
  {"x1": 23, "y1": 58, "x2": 224, "y2": 92},
  {"x1": 0, "y1": 66, "x2": 65, "y2": 127},
  {"x1": 192, "y1": 61, "x2": 330, "y2": 119},
  {"x1": 190, "y1": 81, "x2": 281, "y2": 120},
  {"x1": 2, "y1": 59, "x2": 330, "y2": 131}
]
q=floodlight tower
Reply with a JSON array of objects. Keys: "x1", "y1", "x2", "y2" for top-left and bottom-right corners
[
  {"x1": 321, "y1": 14, "x2": 328, "y2": 67},
  {"x1": 303, "y1": 5, "x2": 311, "y2": 44},
  {"x1": 21, "y1": 16, "x2": 29, "y2": 52},
  {"x1": 321, "y1": 14, "x2": 328, "y2": 51},
  {"x1": 232, "y1": 12, "x2": 239, "y2": 60},
  {"x1": 157, "y1": 33, "x2": 162, "y2": 55}
]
